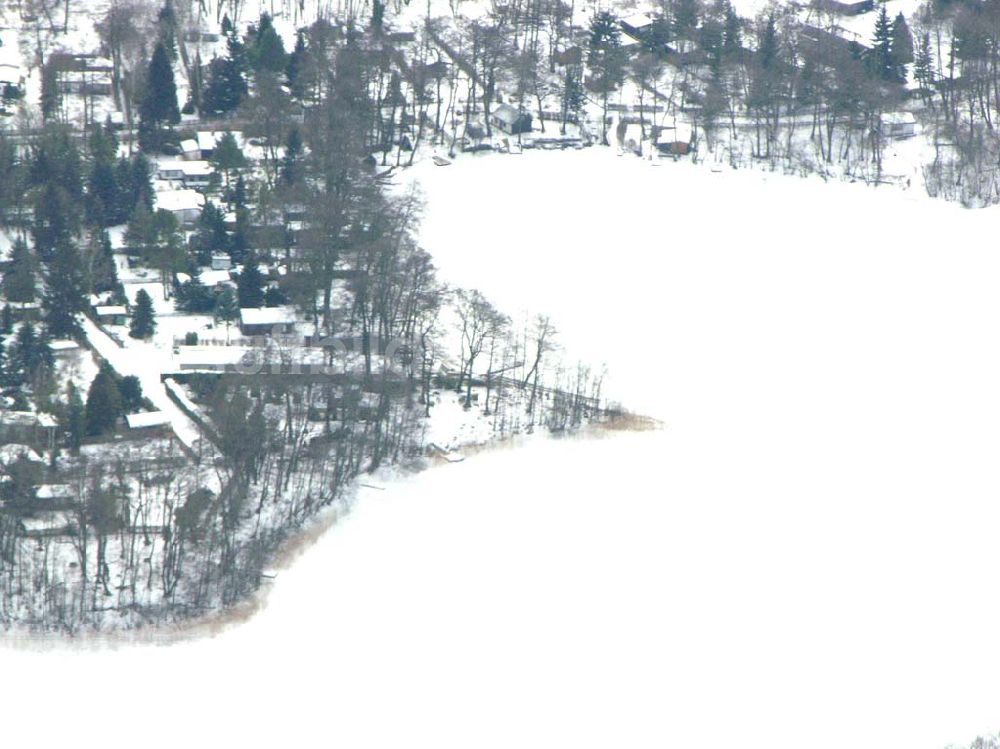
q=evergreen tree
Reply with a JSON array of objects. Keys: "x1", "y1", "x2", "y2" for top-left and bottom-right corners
[
  {"x1": 560, "y1": 68, "x2": 585, "y2": 134},
  {"x1": 264, "y1": 284, "x2": 287, "y2": 307},
  {"x1": 118, "y1": 375, "x2": 143, "y2": 412},
  {"x1": 129, "y1": 288, "x2": 156, "y2": 338},
  {"x1": 280, "y1": 126, "x2": 304, "y2": 185},
  {"x1": 40, "y1": 61, "x2": 60, "y2": 121},
  {"x1": 43, "y1": 242, "x2": 88, "y2": 338},
  {"x1": 139, "y1": 42, "x2": 180, "y2": 150},
  {"x1": 722, "y1": 0, "x2": 741, "y2": 58},
  {"x1": 65, "y1": 382, "x2": 86, "y2": 453},
  {"x1": 86, "y1": 124, "x2": 121, "y2": 226},
  {"x1": 210, "y1": 131, "x2": 246, "y2": 188},
  {"x1": 286, "y1": 31, "x2": 308, "y2": 97},
  {"x1": 757, "y1": 15, "x2": 779, "y2": 70},
  {"x1": 643, "y1": 16, "x2": 671, "y2": 55},
  {"x1": 10, "y1": 321, "x2": 53, "y2": 386},
  {"x1": 214, "y1": 287, "x2": 239, "y2": 341},
  {"x1": 891, "y1": 12, "x2": 914, "y2": 81},
  {"x1": 157, "y1": 0, "x2": 178, "y2": 60},
  {"x1": 86, "y1": 159, "x2": 119, "y2": 227},
  {"x1": 0, "y1": 304, "x2": 12, "y2": 334},
  {"x1": 85, "y1": 365, "x2": 122, "y2": 435},
  {"x1": 191, "y1": 201, "x2": 229, "y2": 263},
  {"x1": 236, "y1": 252, "x2": 265, "y2": 308},
  {"x1": 914, "y1": 31, "x2": 934, "y2": 91},
  {"x1": 248, "y1": 13, "x2": 288, "y2": 73},
  {"x1": 0, "y1": 332, "x2": 8, "y2": 388},
  {"x1": 175, "y1": 277, "x2": 216, "y2": 313},
  {"x1": 3, "y1": 238, "x2": 37, "y2": 303},
  {"x1": 201, "y1": 54, "x2": 247, "y2": 116},
  {"x1": 871, "y1": 6, "x2": 894, "y2": 81},
  {"x1": 588, "y1": 11, "x2": 625, "y2": 145},
  {"x1": 89, "y1": 230, "x2": 119, "y2": 294},
  {"x1": 30, "y1": 126, "x2": 84, "y2": 261},
  {"x1": 673, "y1": 0, "x2": 700, "y2": 39}
]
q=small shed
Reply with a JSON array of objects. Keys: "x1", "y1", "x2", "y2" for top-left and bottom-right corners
[
  {"x1": 490, "y1": 104, "x2": 532, "y2": 136},
  {"x1": 0, "y1": 412, "x2": 57, "y2": 448},
  {"x1": 211, "y1": 253, "x2": 232, "y2": 271},
  {"x1": 239, "y1": 306, "x2": 297, "y2": 336},
  {"x1": 94, "y1": 304, "x2": 128, "y2": 325},
  {"x1": 125, "y1": 411, "x2": 171, "y2": 433},
  {"x1": 48, "y1": 339, "x2": 80, "y2": 355},
  {"x1": 883, "y1": 111, "x2": 917, "y2": 139},
  {"x1": 655, "y1": 122, "x2": 694, "y2": 155}
]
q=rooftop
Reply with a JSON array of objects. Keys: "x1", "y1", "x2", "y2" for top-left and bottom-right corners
[
  {"x1": 125, "y1": 411, "x2": 172, "y2": 429},
  {"x1": 240, "y1": 306, "x2": 298, "y2": 326}
]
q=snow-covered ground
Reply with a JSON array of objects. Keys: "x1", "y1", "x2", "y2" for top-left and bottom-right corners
[{"x1": 6, "y1": 150, "x2": 1000, "y2": 749}]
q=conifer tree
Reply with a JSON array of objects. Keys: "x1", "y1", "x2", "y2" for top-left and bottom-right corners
[
  {"x1": 30, "y1": 126, "x2": 84, "y2": 261},
  {"x1": 236, "y1": 252, "x2": 265, "y2": 308},
  {"x1": 43, "y1": 242, "x2": 87, "y2": 338},
  {"x1": 588, "y1": 11, "x2": 625, "y2": 145},
  {"x1": 3, "y1": 238, "x2": 37, "y2": 303},
  {"x1": 214, "y1": 287, "x2": 239, "y2": 342},
  {"x1": 65, "y1": 382, "x2": 86, "y2": 453},
  {"x1": 139, "y1": 41, "x2": 180, "y2": 150},
  {"x1": 249, "y1": 13, "x2": 288, "y2": 73},
  {"x1": 891, "y1": 12, "x2": 914, "y2": 81},
  {"x1": 872, "y1": 6, "x2": 894, "y2": 81},
  {"x1": 280, "y1": 127, "x2": 304, "y2": 185},
  {"x1": 85, "y1": 365, "x2": 122, "y2": 435},
  {"x1": 211, "y1": 131, "x2": 246, "y2": 188},
  {"x1": 202, "y1": 53, "x2": 247, "y2": 116},
  {"x1": 914, "y1": 31, "x2": 934, "y2": 92},
  {"x1": 10, "y1": 321, "x2": 53, "y2": 386},
  {"x1": 129, "y1": 288, "x2": 156, "y2": 339},
  {"x1": 722, "y1": 1, "x2": 741, "y2": 58},
  {"x1": 286, "y1": 32, "x2": 308, "y2": 98},
  {"x1": 118, "y1": 375, "x2": 143, "y2": 412}
]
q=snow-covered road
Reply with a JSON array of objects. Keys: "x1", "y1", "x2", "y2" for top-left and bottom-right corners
[{"x1": 79, "y1": 315, "x2": 204, "y2": 450}]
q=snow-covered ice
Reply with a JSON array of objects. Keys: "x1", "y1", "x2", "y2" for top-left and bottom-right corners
[{"x1": 6, "y1": 149, "x2": 1000, "y2": 749}]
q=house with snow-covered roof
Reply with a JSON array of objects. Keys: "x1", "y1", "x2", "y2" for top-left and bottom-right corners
[
  {"x1": 156, "y1": 160, "x2": 213, "y2": 189},
  {"x1": 240, "y1": 306, "x2": 297, "y2": 336},
  {"x1": 154, "y1": 188, "x2": 205, "y2": 227},
  {"x1": 490, "y1": 104, "x2": 532, "y2": 136}
]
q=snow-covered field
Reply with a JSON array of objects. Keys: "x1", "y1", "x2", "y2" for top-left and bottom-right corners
[{"x1": 6, "y1": 149, "x2": 1000, "y2": 749}]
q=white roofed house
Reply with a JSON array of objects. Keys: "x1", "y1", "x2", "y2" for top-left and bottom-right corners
[
  {"x1": 655, "y1": 122, "x2": 694, "y2": 156},
  {"x1": 490, "y1": 104, "x2": 533, "y2": 136},
  {"x1": 240, "y1": 306, "x2": 297, "y2": 336},
  {"x1": 180, "y1": 139, "x2": 201, "y2": 160},
  {"x1": 94, "y1": 304, "x2": 128, "y2": 325},
  {"x1": 882, "y1": 112, "x2": 917, "y2": 139},
  {"x1": 0, "y1": 412, "x2": 57, "y2": 452},
  {"x1": 196, "y1": 131, "x2": 245, "y2": 159},
  {"x1": 155, "y1": 188, "x2": 205, "y2": 228},
  {"x1": 156, "y1": 160, "x2": 214, "y2": 189},
  {"x1": 125, "y1": 411, "x2": 172, "y2": 438}
]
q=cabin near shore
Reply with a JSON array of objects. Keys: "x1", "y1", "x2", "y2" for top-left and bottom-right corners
[{"x1": 491, "y1": 104, "x2": 532, "y2": 135}]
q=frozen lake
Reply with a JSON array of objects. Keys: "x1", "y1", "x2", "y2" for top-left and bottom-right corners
[{"x1": 6, "y1": 149, "x2": 1000, "y2": 749}]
